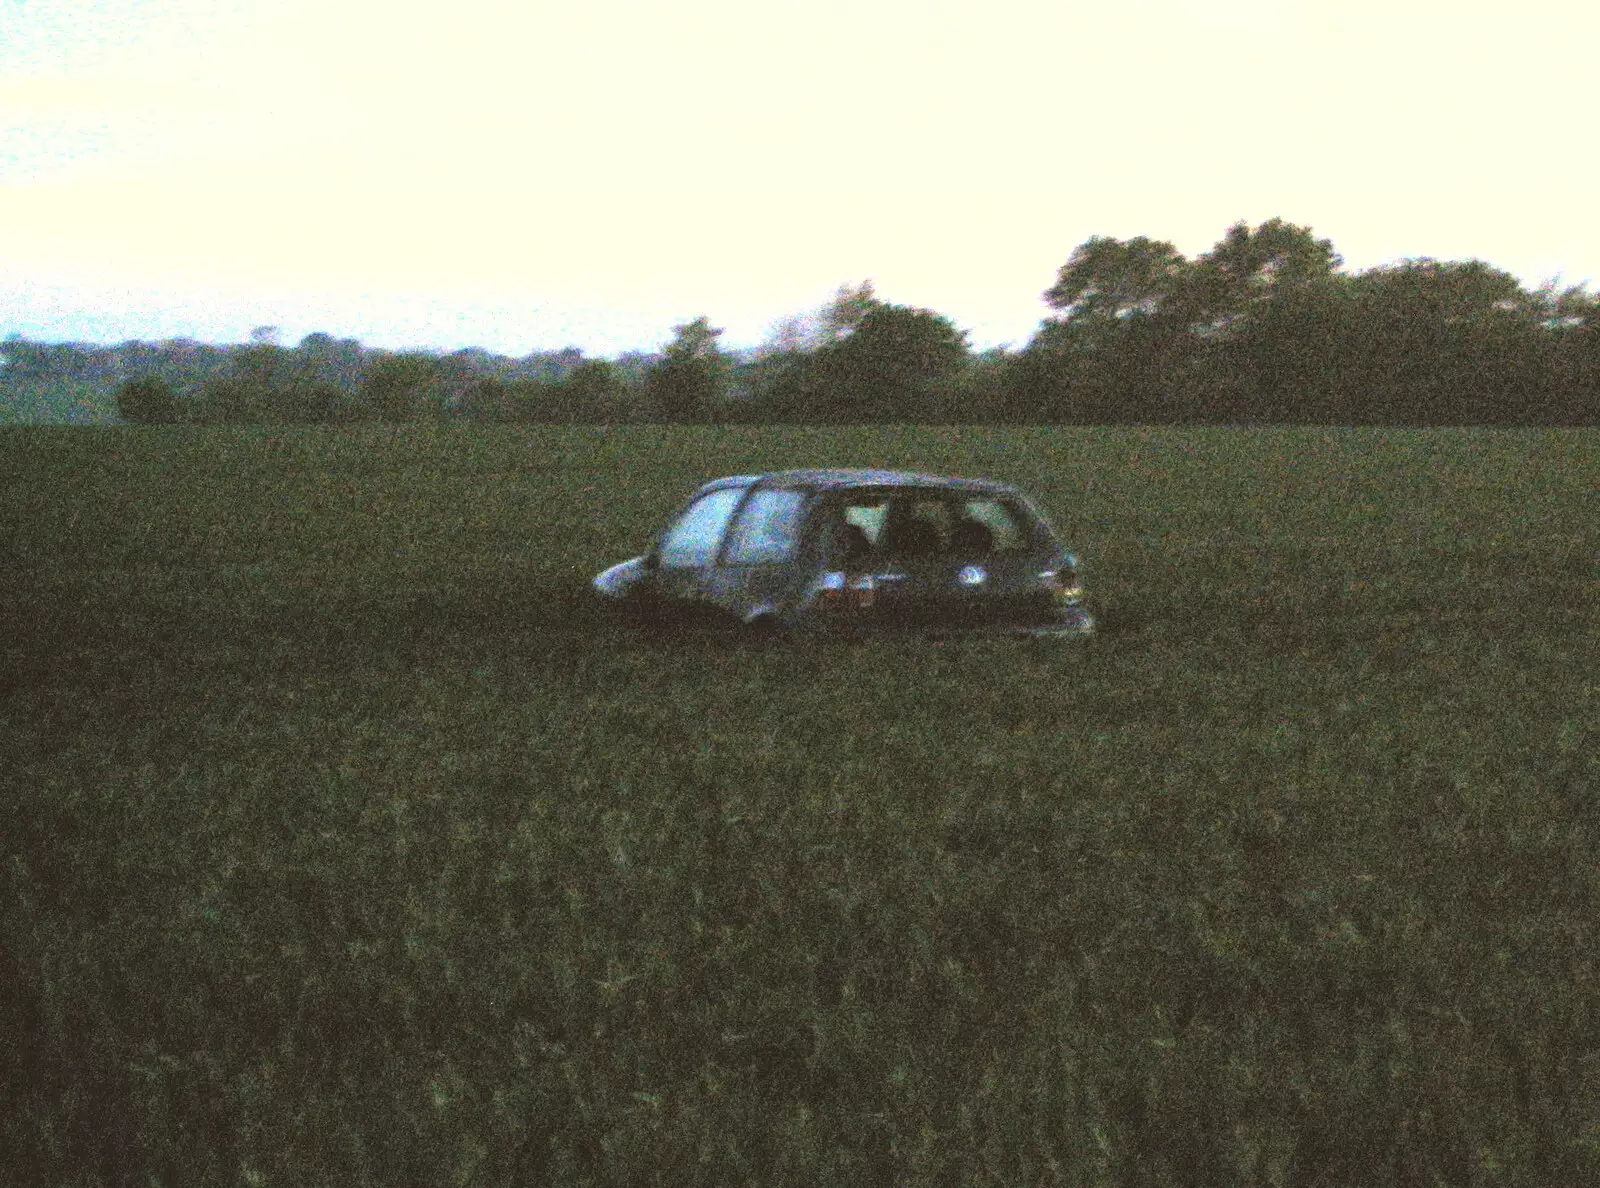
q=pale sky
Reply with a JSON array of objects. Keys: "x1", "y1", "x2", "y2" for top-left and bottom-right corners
[{"x1": 2, "y1": 0, "x2": 1596, "y2": 356}]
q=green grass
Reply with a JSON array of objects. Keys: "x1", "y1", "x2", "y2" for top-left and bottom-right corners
[{"x1": 2, "y1": 425, "x2": 1596, "y2": 1186}]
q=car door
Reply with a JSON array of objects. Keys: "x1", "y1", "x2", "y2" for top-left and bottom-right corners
[
  {"x1": 704, "y1": 485, "x2": 814, "y2": 620},
  {"x1": 815, "y1": 488, "x2": 941, "y2": 626},
  {"x1": 869, "y1": 490, "x2": 956, "y2": 626},
  {"x1": 652, "y1": 485, "x2": 749, "y2": 612}
]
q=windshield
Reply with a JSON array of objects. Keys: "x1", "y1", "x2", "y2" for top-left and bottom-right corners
[
  {"x1": 724, "y1": 488, "x2": 810, "y2": 565},
  {"x1": 658, "y1": 486, "x2": 747, "y2": 567}
]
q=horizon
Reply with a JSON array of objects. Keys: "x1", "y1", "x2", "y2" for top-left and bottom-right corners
[
  {"x1": 3, "y1": 241, "x2": 1592, "y2": 362},
  {"x1": 4, "y1": 1, "x2": 1598, "y2": 357}
]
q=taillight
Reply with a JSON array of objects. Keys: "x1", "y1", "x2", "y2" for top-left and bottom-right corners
[{"x1": 1039, "y1": 554, "x2": 1084, "y2": 600}]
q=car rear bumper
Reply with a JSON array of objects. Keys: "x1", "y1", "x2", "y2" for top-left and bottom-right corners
[
  {"x1": 797, "y1": 604, "x2": 1095, "y2": 641},
  {"x1": 1012, "y1": 606, "x2": 1095, "y2": 637}
]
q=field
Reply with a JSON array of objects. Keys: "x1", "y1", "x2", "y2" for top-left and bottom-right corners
[{"x1": 2, "y1": 425, "x2": 1595, "y2": 1186}]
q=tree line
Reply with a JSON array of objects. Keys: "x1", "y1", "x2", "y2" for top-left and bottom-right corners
[{"x1": 6, "y1": 219, "x2": 1598, "y2": 426}]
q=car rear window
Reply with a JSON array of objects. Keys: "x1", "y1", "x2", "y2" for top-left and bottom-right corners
[
  {"x1": 723, "y1": 488, "x2": 809, "y2": 564},
  {"x1": 830, "y1": 490, "x2": 1033, "y2": 560}
]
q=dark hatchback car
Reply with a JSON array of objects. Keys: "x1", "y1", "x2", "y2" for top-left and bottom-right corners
[{"x1": 593, "y1": 469, "x2": 1093, "y2": 639}]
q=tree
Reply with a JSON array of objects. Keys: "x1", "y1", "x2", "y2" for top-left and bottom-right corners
[
  {"x1": 644, "y1": 317, "x2": 729, "y2": 422},
  {"x1": 1027, "y1": 238, "x2": 1193, "y2": 421},
  {"x1": 813, "y1": 302, "x2": 970, "y2": 422},
  {"x1": 194, "y1": 377, "x2": 261, "y2": 423},
  {"x1": 1027, "y1": 221, "x2": 1348, "y2": 423},
  {"x1": 1043, "y1": 236, "x2": 1189, "y2": 324},
  {"x1": 755, "y1": 281, "x2": 877, "y2": 360},
  {"x1": 1008, "y1": 317, "x2": 1133, "y2": 424},
  {"x1": 1186, "y1": 220, "x2": 1344, "y2": 420},
  {"x1": 562, "y1": 359, "x2": 626, "y2": 422},
  {"x1": 114, "y1": 376, "x2": 179, "y2": 424},
  {"x1": 456, "y1": 376, "x2": 516, "y2": 423},
  {"x1": 1542, "y1": 284, "x2": 1600, "y2": 424},
  {"x1": 293, "y1": 332, "x2": 365, "y2": 391},
  {"x1": 1032, "y1": 236, "x2": 1205, "y2": 420},
  {"x1": 950, "y1": 347, "x2": 1017, "y2": 424},
  {"x1": 760, "y1": 314, "x2": 812, "y2": 358},
  {"x1": 1341, "y1": 259, "x2": 1532, "y2": 423},
  {"x1": 817, "y1": 280, "x2": 877, "y2": 344},
  {"x1": 1186, "y1": 218, "x2": 1341, "y2": 334},
  {"x1": 192, "y1": 337, "x2": 300, "y2": 423},
  {"x1": 231, "y1": 339, "x2": 284, "y2": 404},
  {"x1": 751, "y1": 287, "x2": 972, "y2": 422},
  {"x1": 352, "y1": 352, "x2": 447, "y2": 422},
  {"x1": 277, "y1": 378, "x2": 343, "y2": 424}
]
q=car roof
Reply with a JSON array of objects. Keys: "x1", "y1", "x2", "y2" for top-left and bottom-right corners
[{"x1": 698, "y1": 468, "x2": 1020, "y2": 495}]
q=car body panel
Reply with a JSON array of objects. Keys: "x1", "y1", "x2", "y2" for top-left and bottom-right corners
[{"x1": 594, "y1": 469, "x2": 1093, "y2": 638}]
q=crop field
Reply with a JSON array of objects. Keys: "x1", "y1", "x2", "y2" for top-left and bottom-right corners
[{"x1": 1, "y1": 424, "x2": 1595, "y2": 1186}]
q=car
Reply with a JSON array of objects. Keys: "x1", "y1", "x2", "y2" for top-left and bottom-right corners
[{"x1": 592, "y1": 468, "x2": 1093, "y2": 639}]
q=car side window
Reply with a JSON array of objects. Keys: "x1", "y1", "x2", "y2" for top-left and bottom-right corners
[
  {"x1": 830, "y1": 498, "x2": 888, "y2": 564},
  {"x1": 884, "y1": 495, "x2": 951, "y2": 557},
  {"x1": 957, "y1": 498, "x2": 1029, "y2": 552},
  {"x1": 842, "y1": 500, "x2": 889, "y2": 546},
  {"x1": 724, "y1": 489, "x2": 809, "y2": 565},
  {"x1": 658, "y1": 487, "x2": 746, "y2": 568}
]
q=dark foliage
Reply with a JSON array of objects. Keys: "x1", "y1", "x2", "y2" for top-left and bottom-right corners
[
  {"x1": 113, "y1": 375, "x2": 179, "y2": 424},
  {"x1": 7, "y1": 219, "x2": 1600, "y2": 426},
  {"x1": 1012, "y1": 224, "x2": 1598, "y2": 425},
  {"x1": 643, "y1": 318, "x2": 730, "y2": 423}
]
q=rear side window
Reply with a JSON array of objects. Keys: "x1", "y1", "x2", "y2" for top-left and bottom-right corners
[
  {"x1": 884, "y1": 495, "x2": 952, "y2": 557},
  {"x1": 658, "y1": 487, "x2": 745, "y2": 567},
  {"x1": 957, "y1": 498, "x2": 1030, "y2": 552},
  {"x1": 842, "y1": 499, "x2": 889, "y2": 546},
  {"x1": 724, "y1": 488, "x2": 808, "y2": 565}
]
